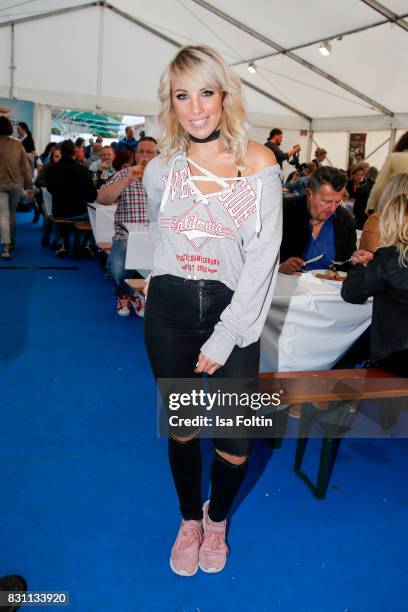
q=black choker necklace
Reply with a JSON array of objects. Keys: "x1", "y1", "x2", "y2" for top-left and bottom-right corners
[{"x1": 189, "y1": 129, "x2": 220, "y2": 143}]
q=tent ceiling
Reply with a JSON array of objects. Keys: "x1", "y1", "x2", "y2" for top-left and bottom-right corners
[
  {"x1": 234, "y1": 55, "x2": 380, "y2": 120},
  {"x1": 0, "y1": 0, "x2": 407, "y2": 129},
  {"x1": 191, "y1": 0, "x2": 383, "y2": 51},
  {"x1": 296, "y1": 22, "x2": 408, "y2": 114}
]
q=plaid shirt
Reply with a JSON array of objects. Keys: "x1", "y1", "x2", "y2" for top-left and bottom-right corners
[{"x1": 106, "y1": 168, "x2": 148, "y2": 239}]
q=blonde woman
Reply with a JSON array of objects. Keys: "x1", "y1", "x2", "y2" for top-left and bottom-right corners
[
  {"x1": 366, "y1": 131, "x2": 408, "y2": 213},
  {"x1": 360, "y1": 174, "x2": 408, "y2": 253},
  {"x1": 142, "y1": 46, "x2": 282, "y2": 576},
  {"x1": 342, "y1": 179, "x2": 408, "y2": 376}
]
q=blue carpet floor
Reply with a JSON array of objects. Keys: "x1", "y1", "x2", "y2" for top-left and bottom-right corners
[{"x1": 0, "y1": 213, "x2": 407, "y2": 611}]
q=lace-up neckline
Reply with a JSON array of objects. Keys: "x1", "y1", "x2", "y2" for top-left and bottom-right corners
[{"x1": 159, "y1": 154, "x2": 270, "y2": 235}]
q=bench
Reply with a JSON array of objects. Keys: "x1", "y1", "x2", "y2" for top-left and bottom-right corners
[
  {"x1": 260, "y1": 369, "x2": 408, "y2": 499},
  {"x1": 53, "y1": 218, "x2": 93, "y2": 259},
  {"x1": 73, "y1": 221, "x2": 92, "y2": 232}
]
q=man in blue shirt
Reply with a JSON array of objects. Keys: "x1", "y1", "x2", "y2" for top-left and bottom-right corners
[
  {"x1": 116, "y1": 126, "x2": 138, "y2": 153},
  {"x1": 279, "y1": 166, "x2": 371, "y2": 274}
]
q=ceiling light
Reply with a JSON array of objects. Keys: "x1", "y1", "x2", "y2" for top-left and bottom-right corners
[
  {"x1": 247, "y1": 62, "x2": 257, "y2": 74},
  {"x1": 319, "y1": 41, "x2": 332, "y2": 56}
]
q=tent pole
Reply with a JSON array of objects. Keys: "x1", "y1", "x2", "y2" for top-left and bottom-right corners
[
  {"x1": 364, "y1": 136, "x2": 391, "y2": 161},
  {"x1": 240, "y1": 79, "x2": 310, "y2": 121},
  {"x1": 190, "y1": 0, "x2": 393, "y2": 117},
  {"x1": 388, "y1": 129, "x2": 397, "y2": 153},
  {"x1": 103, "y1": 2, "x2": 309, "y2": 121},
  {"x1": 0, "y1": 2, "x2": 101, "y2": 29},
  {"x1": 96, "y1": 3, "x2": 105, "y2": 102},
  {"x1": 360, "y1": 0, "x2": 408, "y2": 33},
  {"x1": 306, "y1": 131, "x2": 313, "y2": 163},
  {"x1": 9, "y1": 24, "x2": 15, "y2": 99},
  {"x1": 232, "y1": 11, "x2": 408, "y2": 66}
]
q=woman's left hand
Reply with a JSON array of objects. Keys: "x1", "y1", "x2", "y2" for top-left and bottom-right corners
[
  {"x1": 194, "y1": 352, "x2": 221, "y2": 375},
  {"x1": 351, "y1": 249, "x2": 374, "y2": 266}
]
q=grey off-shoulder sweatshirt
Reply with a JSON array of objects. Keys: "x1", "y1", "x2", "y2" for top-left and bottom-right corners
[{"x1": 142, "y1": 152, "x2": 283, "y2": 366}]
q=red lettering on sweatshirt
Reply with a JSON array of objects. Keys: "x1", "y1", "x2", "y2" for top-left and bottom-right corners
[{"x1": 218, "y1": 179, "x2": 257, "y2": 228}]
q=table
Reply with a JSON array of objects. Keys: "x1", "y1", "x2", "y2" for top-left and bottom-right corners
[
  {"x1": 123, "y1": 233, "x2": 372, "y2": 372},
  {"x1": 260, "y1": 272, "x2": 372, "y2": 373},
  {"x1": 124, "y1": 223, "x2": 153, "y2": 271},
  {"x1": 87, "y1": 203, "x2": 117, "y2": 244}
]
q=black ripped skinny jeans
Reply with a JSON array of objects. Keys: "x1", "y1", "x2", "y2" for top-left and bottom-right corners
[{"x1": 144, "y1": 274, "x2": 260, "y2": 520}]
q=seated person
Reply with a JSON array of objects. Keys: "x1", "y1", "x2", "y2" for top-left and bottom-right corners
[
  {"x1": 312, "y1": 147, "x2": 327, "y2": 168},
  {"x1": 284, "y1": 170, "x2": 300, "y2": 189},
  {"x1": 34, "y1": 144, "x2": 61, "y2": 246},
  {"x1": 342, "y1": 187, "x2": 408, "y2": 377},
  {"x1": 45, "y1": 139, "x2": 97, "y2": 256},
  {"x1": 353, "y1": 166, "x2": 378, "y2": 229},
  {"x1": 279, "y1": 166, "x2": 371, "y2": 274},
  {"x1": 84, "y1": 143, "x2": 102, "y2": 168},
  {"x1": 97, "y1": 137, "x2": 158, "y2": 317},
  {"x1": 285, "y1": 162, "x2": 316, "y2": 198},
  {"x1": 112, "y1": 150, "x2": 133, "y2": 172},
  {"x1": 89, "y1": 145, "x2": 115, "y2": 187},
  {"x1": 74, "y1": 141, "x2": 86, "y2": 164},
  {"x1": 346, "y1": 165, "x2": 365, "y2": 200},
  {"x1": 360, "y1": 173, "x2": 408, "y2": 253}
]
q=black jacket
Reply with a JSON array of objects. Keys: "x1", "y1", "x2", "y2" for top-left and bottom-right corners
[
  {"x1": 21, "y1": 134, "x2": 35, "y2": 154},
  {"x1": 353, "y1": 178, "x2": 375, "y2": 229},
  {"x1": 341, "y1": 246, "x2": 408, "y2": 362},
  {"x1": 265, "y1": 141, "x2": 288, "y2": 169},
  {"x1": 280, "y1": 195, "x2": 357, "y2": 266},
  {"x1": 46, "y1": 158, "x2": 97, "y2": 218},
  {"x1": 346, "y1": 179, "x2": 364, "y2": 200}
]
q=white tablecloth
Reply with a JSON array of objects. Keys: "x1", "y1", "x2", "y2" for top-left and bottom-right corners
[
  {"x1": 122, "y1": 230, "x2": 372, "y2": 372},
  {"x1": 260, "y1": 272, "x2": 372, "y2": 373},
  {"x1": 87, "y1": 204, "x2": 117, "y2": 244},
  {"x1": 124, "y1": 223, "x2": 153, "y2": 271}
]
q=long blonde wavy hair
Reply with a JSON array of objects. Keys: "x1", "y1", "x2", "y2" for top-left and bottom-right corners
[
  {"x1": 157, "y1": 45, "x2": 248, "y2": 169},
  {"x1": 379, "y1": 173, "x2": 408, "y2": 266}
]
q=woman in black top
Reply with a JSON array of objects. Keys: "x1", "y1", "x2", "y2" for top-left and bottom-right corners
[
  {"x1": 342, "y1": 184, "x2": 408, "y2": 376},
  {"x1": 346, "y1": 165, "x2": 365, "y2": 200},
  {"x1": 17, "y1": 122, "x2": 36, "y2": 156}
]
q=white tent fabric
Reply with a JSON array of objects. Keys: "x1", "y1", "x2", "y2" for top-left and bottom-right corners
[
  {"x1": 0, "y1": 0, "x2": 407, "y2": 160},
  {"x1": 0, "y1": 0, "x2": 407, "y2": 127}
]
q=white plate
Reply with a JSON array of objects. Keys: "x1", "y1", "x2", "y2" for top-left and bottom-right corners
[{"x1": 312, "y1": 269, "x2": 347, "y2": 284}]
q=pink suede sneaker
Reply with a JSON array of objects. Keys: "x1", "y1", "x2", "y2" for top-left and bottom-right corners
[
  {"x1": 170, "y1": 519, "x2": 203, "y2": 576},
  {"x1": 199, "y1": 500, "x2": 228, "y2": 573}
]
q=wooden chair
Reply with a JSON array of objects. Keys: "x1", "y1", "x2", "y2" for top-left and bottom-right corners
[{"x1": 260, "y1": 369, "x2": 408, "y2": 499}]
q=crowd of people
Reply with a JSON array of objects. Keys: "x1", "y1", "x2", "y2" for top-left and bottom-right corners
[
  {"x1": 0, "y1": 117, "x2": 158, "y2": 314},
  {"x1": 1, "y1": 44, "x2": 408, "y2": 582}
]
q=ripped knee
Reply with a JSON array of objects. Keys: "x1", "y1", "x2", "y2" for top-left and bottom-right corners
[
  {"x1": 171, "y1": 432, "x2": 200, "y2": 444},
  {"x1": 215, "y1": 448, "x2": 247, "y2": 465}
]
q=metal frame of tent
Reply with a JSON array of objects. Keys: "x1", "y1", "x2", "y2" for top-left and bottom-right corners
[{"x1": 0, "y1": 0, "x2": 407, "y2": 160}]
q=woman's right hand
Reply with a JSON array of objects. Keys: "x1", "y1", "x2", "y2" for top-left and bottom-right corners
[{"x1": 143, "y1": 282, "x2": 149, "y2": 299}]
